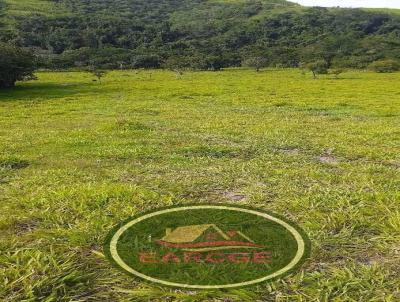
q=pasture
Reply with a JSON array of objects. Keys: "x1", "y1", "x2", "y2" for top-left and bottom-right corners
[{"x1": 0, "y1": 69, "x2": 399, "y2": 301}]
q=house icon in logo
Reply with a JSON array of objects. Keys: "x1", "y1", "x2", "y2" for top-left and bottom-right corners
[{"x1": 156, "y1": 224, "x2": 264, "y2": 252}]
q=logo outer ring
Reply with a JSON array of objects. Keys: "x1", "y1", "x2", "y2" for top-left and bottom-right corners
[{"x1": 107, "y1": 204, "x2": 309, "y2": 289}]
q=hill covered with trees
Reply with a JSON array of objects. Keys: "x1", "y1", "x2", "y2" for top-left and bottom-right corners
[{"x1": 1, "y1": 0, "x2": 400, "y2": 70}]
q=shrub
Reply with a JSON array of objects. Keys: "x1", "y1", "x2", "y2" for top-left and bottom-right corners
[
  {"x1": 301, "y1": 60, "x2": 329, "y2": 78},
  {"x1": 242, "y1": 57, "x2": 269, "y2": 72},
  {"x1": 131, "y1": 55, "x2": 161, "y2": 69},
  {"x1": 368, "y1": 59, "x2": 400, "y2": 73},
  {"x1": 0, "y1": 43, "x2": 37, "y2": 88}
]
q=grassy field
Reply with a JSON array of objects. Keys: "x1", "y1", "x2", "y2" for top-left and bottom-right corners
[
  {"x1": 0, "y1": 69, "x2": 399, "y2": 301},
  {"x1": 3, "y1": 0, "x2": 69, "y2": 16}
]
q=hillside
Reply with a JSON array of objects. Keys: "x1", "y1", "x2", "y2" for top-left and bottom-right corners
[
  {"x1": 1, "y1": 0, "x2": 400, "y2": 69},
  {"x1": 363, "y1": 7, "x2": 400, "y2": 15}
]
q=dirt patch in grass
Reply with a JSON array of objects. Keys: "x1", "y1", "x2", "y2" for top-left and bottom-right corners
[
  {"x1": 223, "y1": 191, "x2": 246, "y2": 202},
  {"x1": 0, "y1": 159, "x2": 30, "y2": 170},
  {"x1": 179, "y1": 95, "x2": 194, "y2": 100},
  {"x1": 317, "y1": 155, "x2": 339, "y2": 164},
  {"x1": 13, "y1": 219, "x2": 40, "y2": 235},
  {"x1": 316, "y1": 150, "x2": 340, "y2": 164},
  {"x1": 178, "y1": 145, "x2": 257, "y2": 160},
  {"x1": 384, "y1": 160, "x2": 400, "y2": 169}
]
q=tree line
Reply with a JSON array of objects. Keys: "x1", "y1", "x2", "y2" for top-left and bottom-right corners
[{"x1": 1, "y1": 0, "x2": 400, "y2": 87}]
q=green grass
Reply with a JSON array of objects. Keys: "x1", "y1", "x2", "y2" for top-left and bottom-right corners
[
  {"x1": 3, "y1": 0, "x2": 69, "y2": 17},
  {"x1": 0, "y1": 69, "x2": 399, "y2": 301}
]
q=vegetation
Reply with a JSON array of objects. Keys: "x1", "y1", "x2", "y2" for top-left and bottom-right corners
[
  {"x1": 0, "y1": 69, "x2": 399, "y2": 300},
  {"x1": 242, "y1": 56, "x2": 269, "y2": 72},
  {"x1": 0, "y1": 43, "x2": 36, "y2": 88},
  {"x1": 88, "y1": 68, "x2": 107, "y2": 83},
  {"x1": 0, "y1": 1, "x2": 399, "y2": 300},
  {"x1": 0, "y1": 0, "x2": 400, "y2": 70},
  {"x1": 368, "y1": 59, "x2": 400, "y2": 73},
  {"x1": 301, "y1": 60, "x2": 329, "y2": 78},
  {"x1": 329, "y1": 68, "x2": 345, "y2": 79}
]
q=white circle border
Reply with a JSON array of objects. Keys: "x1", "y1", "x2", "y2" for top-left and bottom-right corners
[{"x1": 109, "y1": 205, "x2": 306, "y2": 289}]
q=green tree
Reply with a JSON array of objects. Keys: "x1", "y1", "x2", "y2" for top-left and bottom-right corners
[
  {"x1": 301, "y1": 60, "x2": 329, "y2": 79},
  {"x1": 368, "y1": 59, "x2": 400, "y2": 73},
  {"x1": 0, "y1": 43, "x2": 37, "y2": 88},
  {"x1": 242, "y1": 56, "x2": 269, "y2": 72},
  {"x1": 131, "y1": 55, "x2": 161, "y2": 69},
  {"x1": 1, "y1": 0, "x2": 400, "y2": 70}
]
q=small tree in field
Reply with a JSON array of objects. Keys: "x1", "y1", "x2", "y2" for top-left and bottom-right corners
[
  {"x1": 88, "y1": 68, "x2": 107, "y2": 83},
  {"x1": 163, "y1": 57, "x2": 187, "y2": 77},
  {"x1": 242, "y1": 56, "x2": 268, "y2": 72},
  {"x1": 301, "y1": 60, "x2": 329, "y2": 79},
  {"x1": 0, "y1": 43, "x2": 37, "y2": 88}
]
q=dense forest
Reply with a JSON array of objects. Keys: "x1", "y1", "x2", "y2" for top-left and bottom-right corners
[{"x1": 1, "y1": 0, "x2": 400, "y2": 70}]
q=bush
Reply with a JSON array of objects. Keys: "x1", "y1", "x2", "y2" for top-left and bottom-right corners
[
  {"x1": 163, "y1": 54, "x2": 226, "y2": 71},
  {"x1": 242, "y1": 57, "x2": 269, "y2": 72},
  {"x1": 300, "y1": 60, "x2": 329, "y2": 78},
  {"x1": 0, "y1": 43, "x2": 37, "y2": 88},
  {"x1": 368, "y1": 59, "x2": 400, "y2": 73},
  {"x1": 163, "y1": 55, "x2": 203, "y2": 71},
  {"x1": 131, "y1": 55, "x2": 161, "y2": 69},
  {"x1": 52, "y1": 47, "x2": 135, "y2": 69}
]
